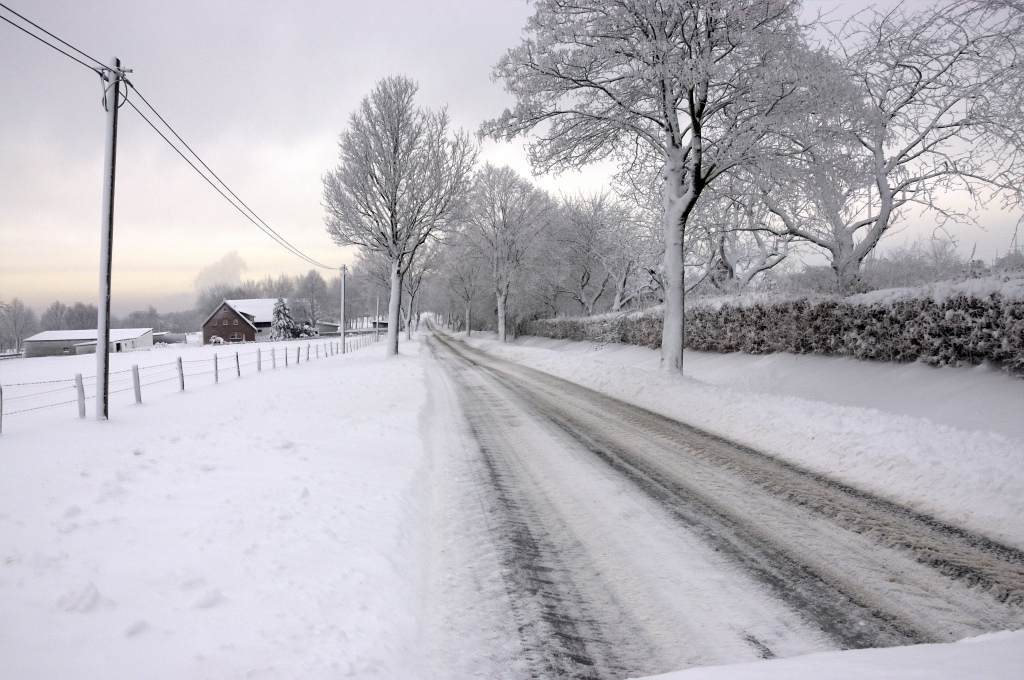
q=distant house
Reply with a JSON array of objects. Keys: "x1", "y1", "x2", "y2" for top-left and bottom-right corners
[
  {"x1": 22, "y1": 328, "x2": 154, "y2": 358},
  {"x1": 202, "y1": 299, "x2": 279, "y2": 345}
]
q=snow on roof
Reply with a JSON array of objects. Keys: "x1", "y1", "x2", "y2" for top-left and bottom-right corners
[
  {"x1": 224, "y1": 299, "x2": 281, "y2": 324},
  {"x1": 24, "y1": 328, "x2": 152, "y2": 343}
]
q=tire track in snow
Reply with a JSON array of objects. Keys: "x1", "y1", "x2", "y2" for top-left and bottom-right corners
[{"x1": 429, "y1": 331, "x2": 1024, "y2": 672}]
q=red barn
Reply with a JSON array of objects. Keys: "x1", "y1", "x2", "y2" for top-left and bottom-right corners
[{"x1": 201, "y1": 299, "x2": 277, "y2": 344}]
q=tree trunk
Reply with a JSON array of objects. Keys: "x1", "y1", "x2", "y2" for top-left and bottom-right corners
[
  {"x1": 496, "y1": 290, "x2": 508, "y2": 342},
  {"x1": 386, "y1": 258, "x2": 402, "y2": 356},
  {"x1": 465, "y1": 303, "x2": 472, "y2": 337},
  {"x1": 405, "y1": 292, "x2": 415, "y2": 340},
  {"x1": 661, "y1": 157, "x2": 688, "y2": 374}
]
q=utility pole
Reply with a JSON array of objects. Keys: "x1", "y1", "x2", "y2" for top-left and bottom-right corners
[
  {"x1": 340, "y1": 264, "x2": 347, "y2": 354},
  {"x1": 96, "y1": 57, "x2": 128, "y2": 420}
]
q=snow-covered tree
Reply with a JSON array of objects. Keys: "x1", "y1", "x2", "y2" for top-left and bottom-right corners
[
  {"x1": 484, "y1": 0, "x2": 824, "y2": 373},
  {"x1": 269, "y1": 298, "x2": 295, "y2": 341},
  {"x1": 761, "y1": 1, "x2": 1023, "y2": 293},
  {"x1": 463, "y1": 164, "x2": 555, "y2": 342},
  {"x1": 554, "y1": 192, "x2": 659, "y2": 314},
  {"x1": 323, "y1": 76, "x2": 477, "y2": 356}
]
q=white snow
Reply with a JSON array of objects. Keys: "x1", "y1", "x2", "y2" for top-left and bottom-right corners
[
  {"x1": 848, "y1": 271, "x2": 1024, "y2": 305},
  {"x1": 222, "y1": 298, "x2": 280, "y2": 323},
  {"x1": 633, "y1": 630, "x2": 1024, "y2": 680},
  {"x1": 1, "y1": 331, "x2": 1021, "y2": 678},
  {"x1": 0, "y1": 338, "x2": 432, "y2": 679}
]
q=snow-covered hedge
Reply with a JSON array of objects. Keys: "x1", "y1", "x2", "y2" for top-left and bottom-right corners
[{"x1": 521, "y1": 274, "x2": 1024, "y2": 375}]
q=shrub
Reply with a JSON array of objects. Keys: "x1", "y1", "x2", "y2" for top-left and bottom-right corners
[{"x1": 520, "y1": 275, "x2": 1024, "y2": 376}]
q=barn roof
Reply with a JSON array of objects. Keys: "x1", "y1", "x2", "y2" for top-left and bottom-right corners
[
  {"x1": 225, "y1": 299, "x2": 279, "y2": 323},
  {"x1": 24, "y1": 328, "x2": 153, "y2": 343}
]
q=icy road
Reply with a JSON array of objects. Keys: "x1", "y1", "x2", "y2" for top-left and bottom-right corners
[{"x1": 424, "y1": 331, "x2": 1024, "y2": 679}]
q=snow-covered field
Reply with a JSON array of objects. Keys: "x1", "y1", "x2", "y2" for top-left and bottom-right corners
[
  {"x1": 1, "y1": 332, "x2": 1021, "y2": 678},
  {"x1": 0, "y1": 337, "x2": 432, "y2": 679}
]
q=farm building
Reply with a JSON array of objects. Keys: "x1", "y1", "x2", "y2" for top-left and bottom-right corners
[
  {"x1": 202, "y1": 299, "x2": 279, "y2": 345},
  {"x1": 22, "y1": 328, "x2": 154, "y2": 358}
]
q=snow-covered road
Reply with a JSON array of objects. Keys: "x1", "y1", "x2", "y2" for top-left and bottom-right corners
[{"x1": 425, "y1": 331, "x2": 1024, "y2": 679}]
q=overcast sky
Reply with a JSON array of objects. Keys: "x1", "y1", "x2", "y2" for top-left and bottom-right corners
[{"x1": 1, "y1": 0, "x2": 1019, "y2": 315}]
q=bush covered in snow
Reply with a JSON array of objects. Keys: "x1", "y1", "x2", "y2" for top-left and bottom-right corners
[{"x1": 521, "y1": 273, "x2": 1024, "y2": 375}]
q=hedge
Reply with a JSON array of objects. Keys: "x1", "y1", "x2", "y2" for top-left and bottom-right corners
[{"x1": 520, "y1": 287, "x2": 1024, "y2": 376}]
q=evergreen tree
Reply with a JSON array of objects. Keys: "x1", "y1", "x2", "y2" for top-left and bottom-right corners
[{"x1": 270, "y1": 298, "x2": 295, "y2": 340}]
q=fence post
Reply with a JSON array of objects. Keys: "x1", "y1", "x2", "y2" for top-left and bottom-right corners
[
  {"x1": 0, "y1": 382, "x2": 3, "y2": 433},
  {"x1": 214, "y1": 354, "x2": 219, "y2": 383},
  {"x1": 132, "y1": 365, "x2": 141, "y2": 404},
  {"x1": 177, "y1": 357, "x2": 184, "y2": 391},
  {"x1": 272, "y1": 347, "x2": 277, "y2": 369},
  {"x1": 75, "y1": 373, "x2": 86, "y2": 418},
  {"x1": 316, "y1": 344, "x2": 320, "y2": 360},
  {"x1": 285, "y1": 347, "x2": 289, "y2": 367},
  {"x1": 257, "y1": 348, "x2": 262, "y2": 372},
  {"x1": 306, "y1": 344, "x2": 310, "y2": 361},
  {"x1": 235, "y1": 352, "x2": 240, "y2": 378}
]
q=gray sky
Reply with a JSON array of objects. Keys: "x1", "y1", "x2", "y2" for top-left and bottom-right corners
[{"x1": 1, "y1": 0, "x2": 1019, "y2": 315}]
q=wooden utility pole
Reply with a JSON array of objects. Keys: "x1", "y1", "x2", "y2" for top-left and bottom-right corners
[
  {"x1": 340, "y1": 265, "x2": 347, "y2": 354},
  {"x1": 96, "y1": 57, "x2": 126, "y2": 420}
]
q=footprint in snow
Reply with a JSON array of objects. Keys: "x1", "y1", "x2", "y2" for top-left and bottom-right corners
[
  {"x1": 124, "y1": 620, "x2": 149, "y2": 637},
  {"x1": 57, "y1": 582, "x2": 106, "y2": 613},
  {"x1": 192, "y1": 588, "x2": 227, "y2": 609}
]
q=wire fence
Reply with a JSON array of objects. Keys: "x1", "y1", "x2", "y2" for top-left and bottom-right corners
[{"x1": 0, "y1": 333, "x2": 382, "y2": 433}]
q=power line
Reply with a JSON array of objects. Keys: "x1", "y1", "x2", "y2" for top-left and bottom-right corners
[
  {"x1": 0, "y1": 2, "x2": 338, "y2": 272},
  {"x1": 0, "y1": 10, "x2": 102, "y2": 74},
  {"x1": 125, "y1": 81, "x2": 336, "y2": 271},
  {"x1": 0, "y1": 2, "x2": 105, "y2": 68},
  {"x1": 123, "y1": 94, "x2": 335, "y2": 271}
]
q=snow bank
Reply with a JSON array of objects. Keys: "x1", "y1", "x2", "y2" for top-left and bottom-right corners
[
  {"x1": 634, "y1": 630, "x2": 1024, "y2": 680},
  {"x1": 0, "y1": 339, "x2": 432, "y2": 679},
  {"x1": 465, "y1": 334, "x2": 1024, "y2": 550}
]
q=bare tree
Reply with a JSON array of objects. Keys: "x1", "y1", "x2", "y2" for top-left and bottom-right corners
[
  {"x1": 554, "y1": 192, "x2": 657, "y2": 315},
  {"x1": 484, "y1": 0, "x2": 823, "y2": 373},
  {"x1": 444, "y1": 241, "x2": 486, "y2": 336},
  {"x1": 688, "y1": 179, "x2": 791, "y2": 292},
  {"x1": 762, "y1": 1, "x2": 1023, "y2": 292},
  {"x1": 0, "y1": 298, "x2": 38, "y2": 352},
  {"x1": 464, "y1": 164, "x2": 555, "y2": 342},
  {"x1": 293, "y1": 269, "x2": 330, "y2": 327},
  {"x1": 402, "y1": 243, "x2": 437, "y2": 339},
  {"x1": 40, "y1": 301, "x2": 70, "y2": 331},
  {"x1": 323, "y1": 76, "x2": 477, "y2": 356}
]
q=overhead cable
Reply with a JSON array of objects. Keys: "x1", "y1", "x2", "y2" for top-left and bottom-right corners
[
  {"x1": 0, "y1": 3, "x2": 337, "y2": 272},
  {"x1": 124, "y1": 95, "x2": 334, "y2": 270},
  {"x1": 125, "y1": 81, "x2": 336, "y2": 270},
  {"x1": 0, "y1": 6, "x2": 103, "y2": 74}
]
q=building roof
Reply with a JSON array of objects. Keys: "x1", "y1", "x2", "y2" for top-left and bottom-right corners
[
  {"x1": 225, "y1": 299, "x2": 280, "y2": 323},
  {"x1": 24, "y1": 328, "x2": 153, "y2": 343}
]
